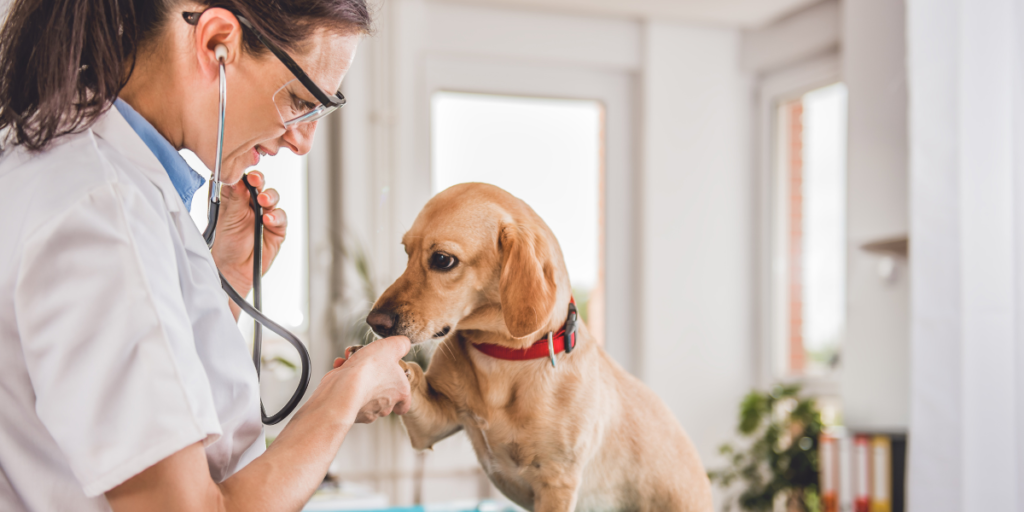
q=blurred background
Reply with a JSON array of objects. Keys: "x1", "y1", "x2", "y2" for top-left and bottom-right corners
[{"x1": 184, "y1": 0, "x2": 1024, "y2": 510}]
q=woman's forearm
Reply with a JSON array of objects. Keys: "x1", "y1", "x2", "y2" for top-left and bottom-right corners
[
  {"x1": 107, "y1": 347, "x2": 409, "y2": 512},
  {"x1": 107, "y1": 372, "x2": 363, "y2": 512},
  {"x1": 219, "y1": 383, "x2": 361, "y2": 511}
]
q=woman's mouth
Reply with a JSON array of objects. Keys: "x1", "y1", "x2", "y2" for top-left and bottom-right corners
[{"x1": 251, "y1": 145, "x2": 269, "y2": 166}]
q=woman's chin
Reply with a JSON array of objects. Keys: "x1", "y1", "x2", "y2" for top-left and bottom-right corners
[{"x1": 220, "y1": 162, "x2": 249, "y2": 185}]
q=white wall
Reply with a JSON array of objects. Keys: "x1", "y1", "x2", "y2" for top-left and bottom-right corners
[
  {"x1": 640, "y1": 21, "x2": 754, "y2": 469},
  {"x1": 841, "y1": 0, "x2": 910, "y2": 432}
]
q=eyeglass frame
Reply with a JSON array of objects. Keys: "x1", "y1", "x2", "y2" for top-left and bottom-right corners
[{"x1": 182, "y1": 10, "x2": 347, "y2": 126}]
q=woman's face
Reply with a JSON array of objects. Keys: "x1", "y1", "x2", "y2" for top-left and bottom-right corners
[{"x1": 194, "y1": 29, "x2": 360, "y2": 184}]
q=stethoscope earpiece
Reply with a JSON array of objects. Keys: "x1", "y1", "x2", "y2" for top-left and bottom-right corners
[{"x1": 214, "y1": 44, "x2": 228, "y2": 62}]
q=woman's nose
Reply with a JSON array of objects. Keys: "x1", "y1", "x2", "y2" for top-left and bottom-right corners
[{"x1": 282, "y1": 121, "x2": 317, "y2": 155}]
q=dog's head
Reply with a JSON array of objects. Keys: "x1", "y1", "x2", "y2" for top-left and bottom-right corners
[{"x1": 367, "y1": 183, "x2": 571, "y2": 346}]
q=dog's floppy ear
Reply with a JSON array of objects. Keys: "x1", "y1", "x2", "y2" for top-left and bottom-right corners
[{"x1": 499, "y1": 222, "x2": 557, "y2": 338}]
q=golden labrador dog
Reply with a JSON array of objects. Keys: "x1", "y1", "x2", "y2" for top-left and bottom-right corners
[{"x1": 363, "y1": 183, "x2": 712, "y2": 511}]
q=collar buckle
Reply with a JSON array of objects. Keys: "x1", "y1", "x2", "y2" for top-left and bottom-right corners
[
  {"x1": 563, "y1": 300, "x2": 578, "y2": 354},
  {"x1": 547, "y1": 332, "x2": 557, "y2": 368}
]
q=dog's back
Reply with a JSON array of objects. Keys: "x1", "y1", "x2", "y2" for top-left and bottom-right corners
[{"x1": 582, "y1": 347, "x2": 712, "y2": 511}]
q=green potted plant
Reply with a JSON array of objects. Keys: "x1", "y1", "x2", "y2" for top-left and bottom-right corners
[{"x1": 708, "y1": 384, "x2": 824, "y2": 512}]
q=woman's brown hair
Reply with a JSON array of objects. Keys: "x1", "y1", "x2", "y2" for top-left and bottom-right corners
[{"x1": 0, "y1": 0, "x2": 371, "y2": 152}]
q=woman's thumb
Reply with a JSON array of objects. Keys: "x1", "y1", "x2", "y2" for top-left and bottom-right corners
[{"x1": 379, "y1": 336, "x2": 411, "y2": 359}]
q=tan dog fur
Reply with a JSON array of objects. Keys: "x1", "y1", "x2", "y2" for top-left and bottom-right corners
[{"x1": 366, "y1": 183, "x2": 713, "y2": 512}]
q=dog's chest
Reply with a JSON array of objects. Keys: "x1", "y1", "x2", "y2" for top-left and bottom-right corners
[
  {"x1": 462, "y1": 416, "x2": 627, "y2": 512},
  {"x1": 456, "y1": 353, "x2": 617, "y2": 506},
  {"x1": 461, "y1": 417, "x2": 538, "y2": 507},
  {"x1": 456, "y1": 374, "x2": 580, "y2": 503}
]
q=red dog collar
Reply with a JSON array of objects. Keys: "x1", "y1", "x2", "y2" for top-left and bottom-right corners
[{"x1": 472, "y1": 298, "x2": 578, "y2": 366}]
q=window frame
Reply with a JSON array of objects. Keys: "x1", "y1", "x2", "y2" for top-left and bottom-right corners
[{"x1": 755, "y1": 53, "x2": 843, "y2": 397}]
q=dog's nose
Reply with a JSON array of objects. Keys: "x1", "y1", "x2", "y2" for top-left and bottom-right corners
[{"x1": 367, "y1": 309, "x2": 398, "y2": 337}]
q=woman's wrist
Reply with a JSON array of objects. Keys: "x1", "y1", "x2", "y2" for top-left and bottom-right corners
[{"x1": 309, "y1": 366, "x2": 366, "y2": 426}]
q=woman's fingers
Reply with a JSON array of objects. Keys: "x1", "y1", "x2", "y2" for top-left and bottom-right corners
[
  {"x1": 393, "y1": 397, "x2": 411, "y2": 416},
  {"x1": 245, "y1": 170, "x2": 264, "y2": 191},
  {"x1": 244, "y1": 172, "x2": 286, "y2": 232},
  {"x1": 343, "y1": 338, "x2": 412, "y2": 422},
  {"x1": 218, "y1": 172, "x2": 270, "y2": 211},
  {"x1": 377, "y1": 336, "x2": 412, "y2": 360},
  {"x1": 257, "y1": 187, "x2": 279, "y2": 209},
  {"x1": 263, "y1": 208, "x2": 287, "y2": 234},
  {"x1": 348, "y1": 337, "x2": 410, "y2": 364},
  {"x1": 354, "y1": 398, "x2": 394, "y2": 424},
  {"x1": 328, "y1": 337, "x2": 413, "y2": 424}
]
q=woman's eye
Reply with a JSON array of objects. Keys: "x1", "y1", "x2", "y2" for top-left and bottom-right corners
[
  {"x1": 290, "y1": 94, "x2": 316, "y2": 113},
  {"x1": 430, "y1": 252, "x2": 458, "y2": 270}
]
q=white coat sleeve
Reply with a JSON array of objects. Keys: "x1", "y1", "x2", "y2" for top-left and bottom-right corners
[{"x1": 14, "y1": 181, "x2": 222, "y2": 497}]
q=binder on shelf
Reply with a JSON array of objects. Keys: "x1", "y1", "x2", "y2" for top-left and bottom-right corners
[
  {"x1": 838, "y1": 430, "x2": 853, "y2": 512},
  {"x1": 854, "y1": 435, "x2": 870, "y2": 512},
  {"x1": 819, "y1": 431, "x2": 838, "y2": 512},
  {"x1": 870, "y1": 436, "x2": 892, "y2": 512}
]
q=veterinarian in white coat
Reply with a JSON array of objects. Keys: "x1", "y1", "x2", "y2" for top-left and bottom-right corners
[{"x1": 0, "y1": 1, "x2": 410, "y2": 511}]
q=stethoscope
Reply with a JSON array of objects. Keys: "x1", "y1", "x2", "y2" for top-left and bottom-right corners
[{"x1": 202, "y1": 44, "x2": 311, "y2": 425}]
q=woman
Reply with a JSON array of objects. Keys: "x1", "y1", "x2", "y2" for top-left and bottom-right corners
[{"x1": 0, "y1": 1, "x2": 411, "y2": 511}]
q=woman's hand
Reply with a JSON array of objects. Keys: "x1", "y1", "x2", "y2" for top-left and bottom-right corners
[
  {"x1": 210, "y1": 171, "x2": 287, "y2": 297},
  {"x1": 326, "y1": 337, "x2": 412, "y2": 423}
]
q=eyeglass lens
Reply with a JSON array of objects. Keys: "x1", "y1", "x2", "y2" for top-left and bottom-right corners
[
  {"x1": 272, "y1": 79, "x2": 344, "y2": 128},
  {"x1": 272, "y1": 79, "x2": 321, "y2": 127}
]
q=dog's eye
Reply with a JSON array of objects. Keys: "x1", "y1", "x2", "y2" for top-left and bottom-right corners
[{"x1": 430, "y1": 252, "x2": 458, "y2": 270}]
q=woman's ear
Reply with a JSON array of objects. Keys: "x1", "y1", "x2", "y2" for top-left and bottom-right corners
[
  {"x1": 192, "y1": 8, "x2": 244, "y2": 78},
  {"x1": 498, "y1": 222, "x2": 557, "y2": 338}
]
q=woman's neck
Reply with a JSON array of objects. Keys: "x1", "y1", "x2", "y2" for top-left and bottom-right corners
[{"x1": 118, "y1": 37, "x2": 189, "y2": 149}]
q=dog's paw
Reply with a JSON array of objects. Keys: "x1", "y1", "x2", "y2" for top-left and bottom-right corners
[
  {"x1": 332, "y1": 345, "x2": 365, "y2": 369},
  {"x1": 399, "y1": 360, "x2": 423, "y2": 384}
]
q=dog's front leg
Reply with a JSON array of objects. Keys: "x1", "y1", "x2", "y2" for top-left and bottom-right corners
[
  {"x1": 532, "y1": 475, "x2": 581, "y2": 512},
  {"x1": 398, "y1": 360, "x2": 463, "y2": 450}
]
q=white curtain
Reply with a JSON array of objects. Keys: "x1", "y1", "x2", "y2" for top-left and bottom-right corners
[{"x1": 907, "y1": 0, "x2": 1024, "y2": 511}]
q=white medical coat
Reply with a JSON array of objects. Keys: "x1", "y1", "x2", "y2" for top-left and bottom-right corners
[{"x1": 0, "y1": 107, "x2": 264, "y2": 510}]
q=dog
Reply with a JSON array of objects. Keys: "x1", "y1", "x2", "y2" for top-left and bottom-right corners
[{"x1": 364, "y1": 183, "x2": 713, "y2": 511}]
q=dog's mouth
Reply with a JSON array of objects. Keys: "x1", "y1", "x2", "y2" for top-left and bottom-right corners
[{"x1": 432, "y1": 325, "x2": 451, "y2": 338}]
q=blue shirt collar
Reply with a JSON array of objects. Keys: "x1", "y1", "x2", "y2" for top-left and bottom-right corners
[{"x1": 113, "y1": 98, "x2": 206, "y2": 211}]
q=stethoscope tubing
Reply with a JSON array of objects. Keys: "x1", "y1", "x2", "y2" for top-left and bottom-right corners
[
  {"x1": 220, "y1": 179, "x2": 312, "y2": 424},
  {"x1": 204, "y1": 53, "x2": 312, "y2": 426},
  {"x1": 202, "y1": 54, "x2": 226, "y2": 248}
]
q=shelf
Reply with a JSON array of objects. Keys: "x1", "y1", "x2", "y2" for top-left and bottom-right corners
[{"x1": 860, "y1": 235, "x2": 908, "y2": 257}]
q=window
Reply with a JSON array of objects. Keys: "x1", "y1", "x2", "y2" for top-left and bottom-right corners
[
  {"x1": 773, "y1": 83, "x2": 848, "y2": 379},
  {"x1": 431, "y1": 91, "x2": 604, "y2": 333}
]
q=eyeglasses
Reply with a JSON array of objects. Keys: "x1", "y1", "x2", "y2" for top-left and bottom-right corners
[{"x1": 183, "y1": 11, "x2": 346, "y2": 127}]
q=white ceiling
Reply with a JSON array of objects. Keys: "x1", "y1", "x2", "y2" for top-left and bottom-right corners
[{"x1": 437, "y1": 0, "x2": 822, "y2": 28}]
